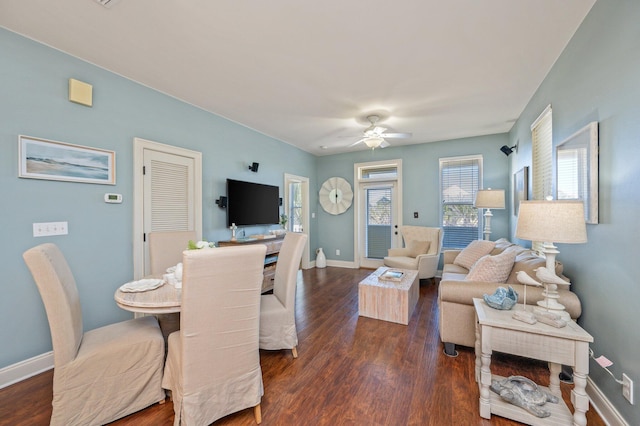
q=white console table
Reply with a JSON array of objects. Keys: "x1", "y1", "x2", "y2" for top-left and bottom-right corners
[{"x1": 473, "y1": 298, "x2": 593, "y2": 426}]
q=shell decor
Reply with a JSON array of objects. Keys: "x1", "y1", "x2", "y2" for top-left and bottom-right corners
[{"x1": 483, "y1": 286, "x2": 518, "y2": 310}]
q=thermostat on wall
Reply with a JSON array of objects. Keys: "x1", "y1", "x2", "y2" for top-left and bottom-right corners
[{"x1": 104, "y1": 193, "x2": 122, "y2": 204}]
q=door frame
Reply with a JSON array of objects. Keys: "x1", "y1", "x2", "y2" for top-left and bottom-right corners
[
  {"x1": 353, "y1": 159, "x2": 403, "y2": 269},
  {"x1": 283, "y1": 173, "x2": 311, "y2": 269},
  {"x1": 132, "y1": 137, "x2": 202, "y2": 279}
]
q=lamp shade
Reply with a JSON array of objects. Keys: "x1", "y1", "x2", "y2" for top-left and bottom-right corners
[
  {"x1": 474, "y1": 189, "x2": 505, "y2": 209},
  {"x1": 515, "y1": 200, "x2": 587, "y2": 244}
]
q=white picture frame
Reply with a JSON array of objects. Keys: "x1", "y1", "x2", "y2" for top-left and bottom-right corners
[
  {"x1": 556, "y1": 122, "x2": 598, "y2": 224},
  {"x1": 18, "y1": 135, "x2": 116, "y2": 185}
]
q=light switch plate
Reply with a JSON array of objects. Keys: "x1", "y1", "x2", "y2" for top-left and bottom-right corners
[{"x1": 33, "y1": 221, "x2": 68, "y2": 237}]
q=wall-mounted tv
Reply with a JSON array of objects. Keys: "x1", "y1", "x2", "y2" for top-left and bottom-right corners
[{"x1": 227, "y1": 179, "x2": 280, "y2": 227}]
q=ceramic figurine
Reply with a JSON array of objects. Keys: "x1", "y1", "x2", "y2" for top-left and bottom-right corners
[
  {"x1": 490, "y1": 375, "x2": 559, "y2": 418},
  {"x1": 483, "y1": 286, "x2": 518, "y2": 310}
]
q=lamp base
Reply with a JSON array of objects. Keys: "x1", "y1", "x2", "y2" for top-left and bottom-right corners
[{"x1": 483, "y1": 209, "x2": 493, "y2": 241}]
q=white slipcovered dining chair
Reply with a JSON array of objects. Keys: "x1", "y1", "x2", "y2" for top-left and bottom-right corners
[
  {"x1": 384, "y1": 226, "x2": 443, "y2": 280},
  {"x1": 162, "y1": 244, "x2": 267, "y2": 425},
  {"x1": 148, "y1": 230, "x2": 197, "y2": 275},
  {"x1": 23, "y1": 243, "x2": 165, "y2": 426},
  {"x1": 259, "y1": 232, "x2": 308, "y2": 358},
  {"x1": 149, "y1": 230, "x2": 197, "y2": 343}
]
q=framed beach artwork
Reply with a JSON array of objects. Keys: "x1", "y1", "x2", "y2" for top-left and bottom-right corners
[
  {"x1": 18, "y1": 135, "x2": 115, "y2": 185},
  {"x1": 513, "y1": 166, "x2": 528, "y2": 215}
]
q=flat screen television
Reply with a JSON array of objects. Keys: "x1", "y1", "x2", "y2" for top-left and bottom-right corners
[{"x1": 227, "y1": 179, "x2": 280, "y2": 227}]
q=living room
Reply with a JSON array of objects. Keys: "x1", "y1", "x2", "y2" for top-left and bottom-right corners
[{"x1": 0, "y1": 1, "x2": 638, "y2": 424}]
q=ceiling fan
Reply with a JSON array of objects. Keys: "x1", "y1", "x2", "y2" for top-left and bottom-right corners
[{"x1": 349, "y1": 115, "x2": 412, "y2": 149}]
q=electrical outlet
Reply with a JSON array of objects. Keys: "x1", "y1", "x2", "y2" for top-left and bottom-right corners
[
  {"x1": 336, "y1": 249, "x2": 340, "y2": 256},
  {"x1": 622, "y1": 373, "x2": 634, "y2": 404}
]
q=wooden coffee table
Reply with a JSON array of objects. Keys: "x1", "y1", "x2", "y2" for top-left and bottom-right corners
[{"x1": 358, "y1": 267, "x2": 418, "y2": 325}]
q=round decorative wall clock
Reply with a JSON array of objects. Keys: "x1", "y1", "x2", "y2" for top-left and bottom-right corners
[{"x1": 319, "y1": 177, "x2": 353, "y2": 215}]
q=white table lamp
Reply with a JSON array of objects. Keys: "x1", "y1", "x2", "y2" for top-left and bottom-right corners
[
  {"x1": 474, "y1": 189, "x2": 505, "y2": 240},
  {"x1": 515, "y1": 199, "x2": 587, "y2": 319}
]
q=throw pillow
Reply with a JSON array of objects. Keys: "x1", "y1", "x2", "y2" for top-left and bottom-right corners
[
  {"x1": 465, "y1": 249, "x2": 517, "y2": 283},
  {"x1": 407, "y1": 241, "x2": 430, "y2": 258},
  {"x1": 453, "y1": 240, "x2": 496, "y2": 270}
]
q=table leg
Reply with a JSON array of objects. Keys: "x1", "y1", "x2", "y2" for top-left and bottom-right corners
[
  {"x1": 475, "y1": 316, "x2": 481, "y2": 383},
  {"x1": 571, "y1": 371, "x2": 589, "y2": 426},
  {"x1": 548, "y1": 362, "x2": 561, "y2": 396},
  {"x1": 571, "y1": 341, "x2": 590, "y2": 426},
  {"x1": 479, "y1": 350, "x2": 492, "y2": 419}
]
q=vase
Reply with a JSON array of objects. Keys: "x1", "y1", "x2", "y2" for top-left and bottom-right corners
[{"x1": 316, "y1": 247, "x2": 326, "y2": 268}]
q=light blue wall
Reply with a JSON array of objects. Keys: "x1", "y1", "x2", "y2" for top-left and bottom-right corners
[
  {"x1": 315, "y1": 134, "x2": 511, "y2": 262},
  {"x1": 507, "y1": 1, "x2": 640, "y2": 422},
  {"x1": 0, "y1": 28, "x2": 317, "y2": 368}
]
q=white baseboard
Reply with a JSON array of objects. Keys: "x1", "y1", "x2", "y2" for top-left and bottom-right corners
[
  {"x1": 0, "y1": 351, "x2": 53, "y2": 390},
  {"x1": 326, "y1": 259, "x2": 357, "y2": 269},
  {"x1": 587, "y1": 376, "x2": 629, "y2": 426}
]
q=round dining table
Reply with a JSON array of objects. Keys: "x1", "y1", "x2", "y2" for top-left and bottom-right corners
[{"x1": 114, "y1": 278, "x2": 181, "y2": 314}]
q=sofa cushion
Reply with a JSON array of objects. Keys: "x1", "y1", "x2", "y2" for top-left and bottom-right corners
[
  {"x1": 438, "y1": 281, "x2": 581, "y2": 319},
  {"x1": 465, "y1": 249, "x2": 517, "y2": 283},
  {"x1": 453, "y1": 240, "x2": 496, "y2": 270},
  {"x1": 408, "y1": 240, "x2": 430, "y2": 258},
  {"x1": 490, "y1": 238, "x2": 515, "y2": 255}
]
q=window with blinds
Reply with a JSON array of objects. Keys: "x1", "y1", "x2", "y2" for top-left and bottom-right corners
[
  {"x1": 531, "y1": 105, "x2": 553, "y2": 200},
  {"x1": 531, "y1": 105, "x2": 553, "y2": 252},
  {"x1": 440, "y1": 155, "x2": 482, "y2": 249}
]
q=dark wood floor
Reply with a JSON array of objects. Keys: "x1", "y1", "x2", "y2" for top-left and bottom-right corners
[{"x1": 0, "y1": 267, "x2": 605, "y2": 425}]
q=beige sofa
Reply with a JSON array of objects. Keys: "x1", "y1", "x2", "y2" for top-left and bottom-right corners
[{"x1": 438, "y1": 238, "x2": 582, "y2": 356}]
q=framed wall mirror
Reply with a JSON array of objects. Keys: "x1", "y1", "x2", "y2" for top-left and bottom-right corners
[{"x1": 556, "y1": 121, "x2": 599, "y2": 224}]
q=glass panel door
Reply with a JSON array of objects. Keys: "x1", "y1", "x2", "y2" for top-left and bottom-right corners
[{"x1": 359, "y1": 182, "x2": 398, "y2": 268}]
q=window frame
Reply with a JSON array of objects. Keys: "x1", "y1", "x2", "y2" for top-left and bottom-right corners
[{"x1": 439, "y1": 154, "x2": 483, "y2": 249}]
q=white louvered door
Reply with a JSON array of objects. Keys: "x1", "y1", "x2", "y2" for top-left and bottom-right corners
[
  {"x1": 142, "y1": 149, "x2": 196, "y2": 276},
  {"x1": 133, "y1": 138, "x2": 201, "y2": 280}
]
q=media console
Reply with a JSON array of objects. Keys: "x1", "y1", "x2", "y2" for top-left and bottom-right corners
[{"x1": 217, "y1": 234, "x2": 285, "y2": 293}]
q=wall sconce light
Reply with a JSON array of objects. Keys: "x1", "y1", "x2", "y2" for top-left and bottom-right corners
[
  {"x1": 215, "y1": 196, "x2": 227, "y2": 208},
  {"x1": 248, "y1": 162, "x2": 259, "y2": 172},
  {"x1": 500, "y1": 143, "x2": 518, "y2": 156}
]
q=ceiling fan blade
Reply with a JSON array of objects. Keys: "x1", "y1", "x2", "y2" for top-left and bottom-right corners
[
  {"x1": 380, "y1": 140, "x2": 391, "y2": 148},
  {"x1": 349, "y1": 138, "x2": 366, "y2": 147},
  {"x1": 380, "y1": 132, "x2": 412, "y2": 139}
]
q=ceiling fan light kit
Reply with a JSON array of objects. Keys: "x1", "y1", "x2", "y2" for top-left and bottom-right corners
[
  {"x1": 348, "y1": 114, "x2": 411, "y2": 150},
  {"x1": 364, "y1": 137, "x2": 384, "y2": 149}
]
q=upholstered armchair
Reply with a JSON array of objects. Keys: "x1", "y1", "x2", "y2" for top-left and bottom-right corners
[
  {"x1": 23, "y1": 243, "x2": 165, "y2": 426},
  {"x1": 162, "y1": 244, "x2": 267, "y2": 425},
  {"x1": 383, "y1": 226, "x2": 443, "y2": 280}
]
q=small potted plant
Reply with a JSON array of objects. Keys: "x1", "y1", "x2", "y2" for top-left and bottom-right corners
[{"x1": 280, "y1": 214, "x2": 288, "y2": 229}]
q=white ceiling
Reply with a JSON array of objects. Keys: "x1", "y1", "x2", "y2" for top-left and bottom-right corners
[{"x1": 0, "y1": 0, "x2": 595, "y2": 156}]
